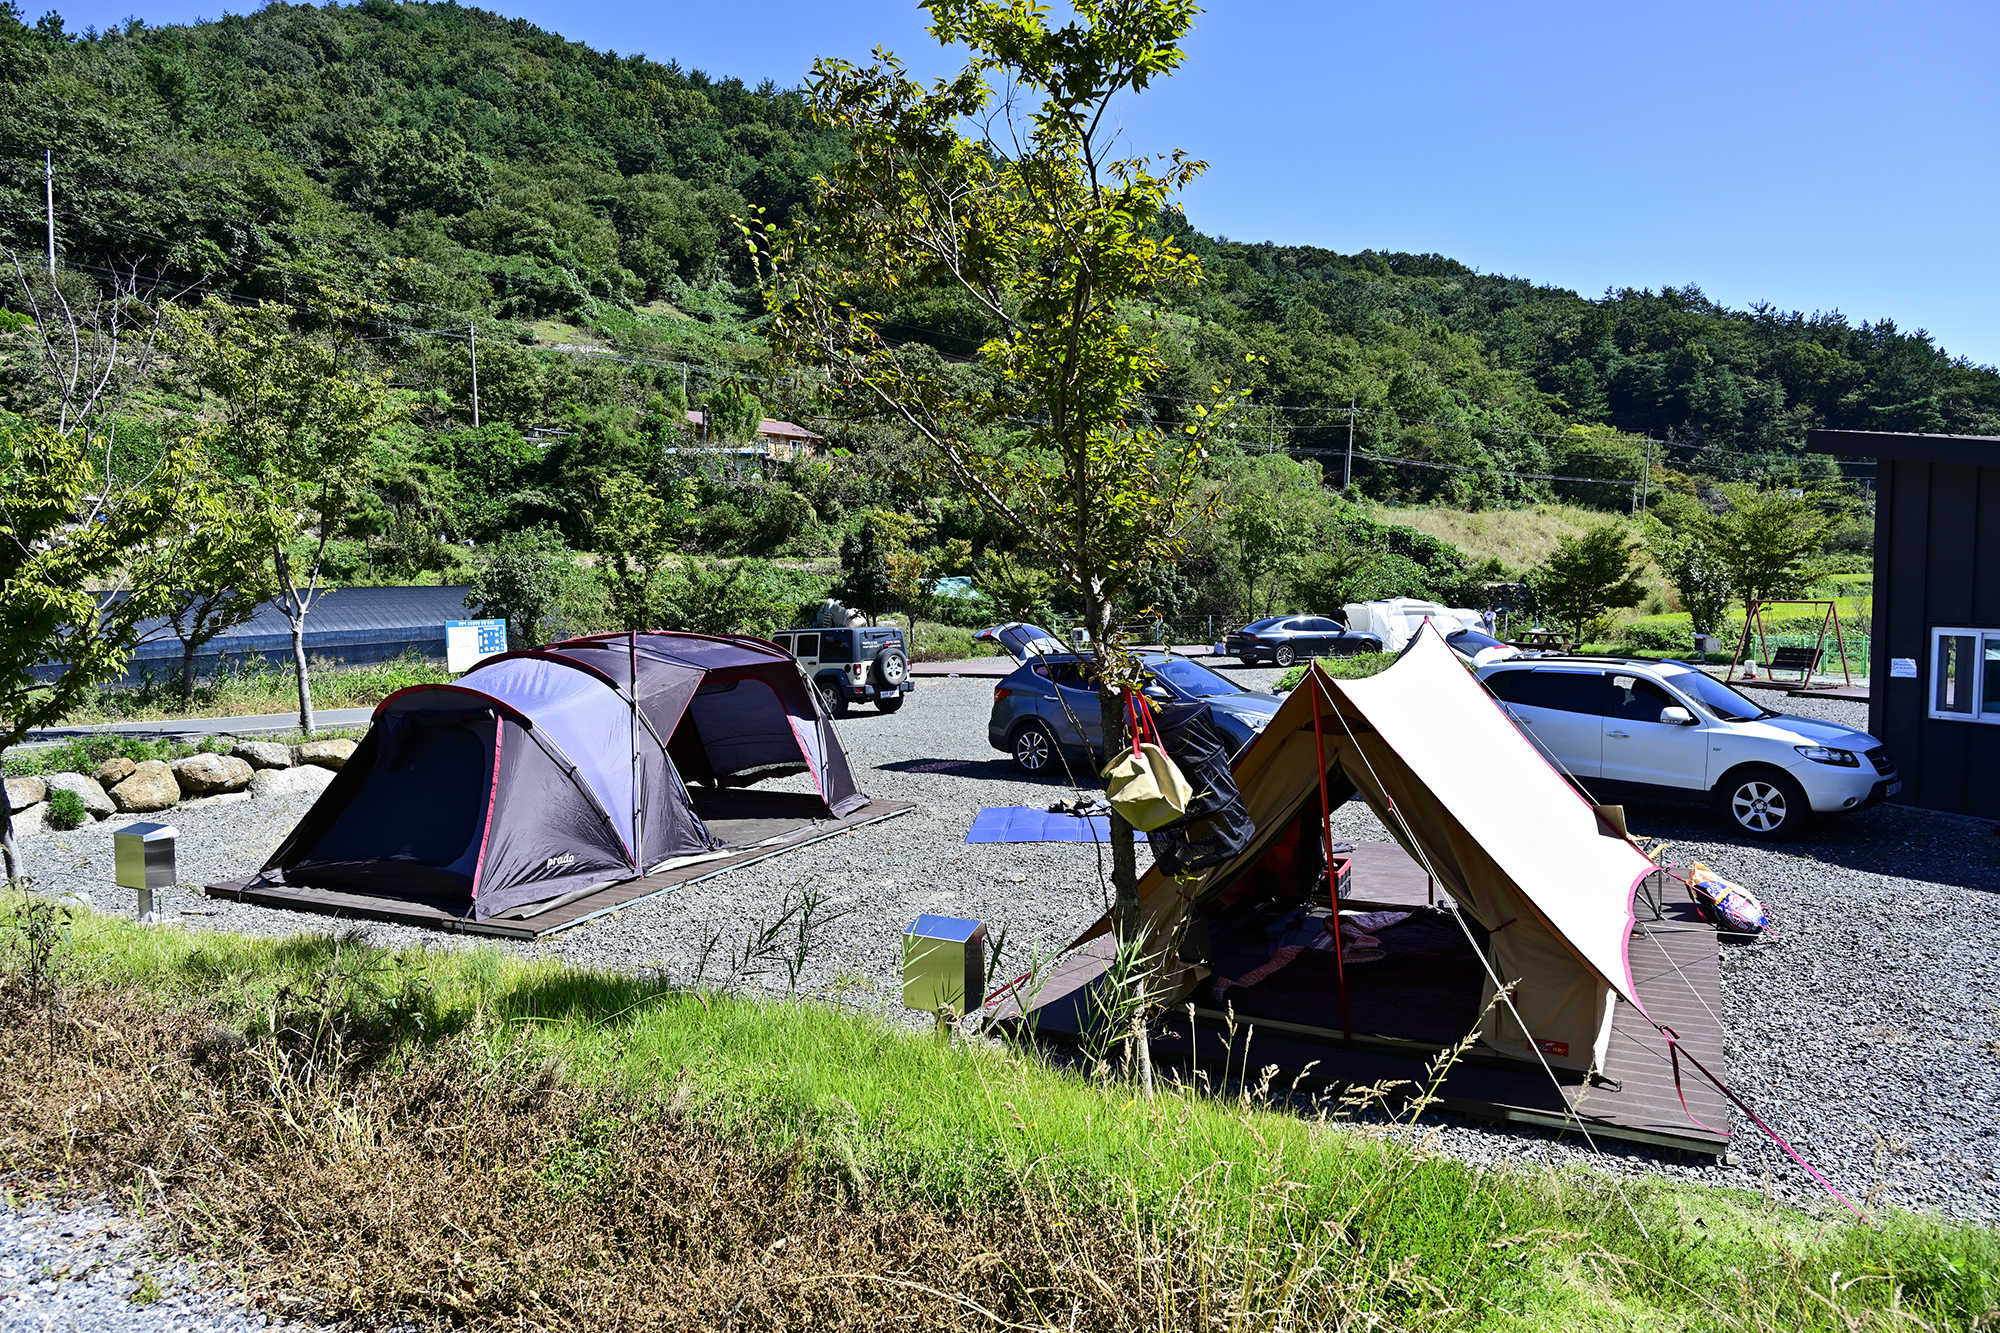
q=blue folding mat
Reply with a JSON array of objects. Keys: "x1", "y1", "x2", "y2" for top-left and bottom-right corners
[{"x1": 965, "y1": 807, "x2": 1144, "y2": 844}]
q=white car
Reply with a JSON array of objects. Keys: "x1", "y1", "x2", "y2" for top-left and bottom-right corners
[{"x1": 1476, "y1": 657, "x2": 1899, "y2": 840}]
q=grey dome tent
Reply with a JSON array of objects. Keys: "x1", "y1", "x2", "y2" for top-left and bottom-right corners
[{"x1": 235, "y1": 631, "x2": 877, "y2": 925}]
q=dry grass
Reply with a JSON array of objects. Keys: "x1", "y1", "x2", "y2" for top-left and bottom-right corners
[
  {"x1": 1369, "y1": 502, "x2": 1640, "y2": 573},
  {"x1": 0, "y1": 986, "x2": 1417, "y2": 1332}
]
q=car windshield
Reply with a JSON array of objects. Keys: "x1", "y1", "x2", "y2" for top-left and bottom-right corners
[
  {"x1": 1147, "y1": 657, "x2": 1243, "y2": 698},
  {"x1": 1667, "y1": 669, "x2": 1778, "y2": 722},
  {"x1": 1243, "y1": 617, "x2": 1285, "y2": 633}
]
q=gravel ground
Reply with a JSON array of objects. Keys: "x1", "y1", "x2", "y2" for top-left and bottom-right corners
[
  {"x1": 0, "y1": 1196, "x2": 306, "y2": 1331},
  {"x1": 15, "y1": 669, "x2": 2000, "y2": 1224}
]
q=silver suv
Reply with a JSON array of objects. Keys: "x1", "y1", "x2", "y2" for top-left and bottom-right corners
[
  {"x1": 772, "y1": 626, "x2": 914, "y2": 718},
  {"x1": 1476, "y1": 657, "x2": 1898, "y2": 839}
]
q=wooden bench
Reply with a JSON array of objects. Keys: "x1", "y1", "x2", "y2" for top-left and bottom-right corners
[{"x1": 1768, "y1": 645, "x2": 1822, "y2": 680}]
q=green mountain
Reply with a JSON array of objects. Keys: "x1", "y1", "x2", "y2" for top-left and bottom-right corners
[{"x1": 4, "y1": 0, "x2": 1996, "y2": 508}]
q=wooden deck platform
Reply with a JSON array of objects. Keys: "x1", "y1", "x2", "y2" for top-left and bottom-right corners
[
  {"x1": 1008, "y1": 844, "x2": 1731, "y2": 1156},
  {"x1": 206, "y1": 799, "x2": 917, "y2": 939}
]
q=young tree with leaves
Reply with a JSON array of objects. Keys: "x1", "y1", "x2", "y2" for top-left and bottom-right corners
[
  {"x1": 838, "y1": 521, "x2": 892, "y2": 624},
  {"x1": 978, "y1": 549, "x2": 1057, "y2": 624},
  {"x1": 701, "y1": 377, "x2": 765, "y2": 445},
  {"x1": 758, "y1": 0, "x2": 1241, "y2": 1000},
  {"x1": 1648, "y1": 518, "x2": 1734, "y2": 642},
  {"x1": 468, "y1": 524, "x2": 590, "y2": 648},
  {"x1": 1527, "y1": 524, "x2": 1650, "y2": 646},
  {"x1": 1708, "y1": 487, "x2": 1846, "y2": 618},
  {"x1": 151, "y1": 475, "x2": 285, "y2": 703},
  {"x1": 592, "y1": 473, "x2": 682, "y2": 631},
  {"x1": 0, "y1": 262, "x2": 202, "y2": 883},
  {"x1": 165, "y1": 295, "x2": 402, "y2": 735}
]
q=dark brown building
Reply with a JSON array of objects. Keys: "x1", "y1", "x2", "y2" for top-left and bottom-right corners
[{"x1": 1807, "y1": 429, "x2": 2000, "y2": 818}]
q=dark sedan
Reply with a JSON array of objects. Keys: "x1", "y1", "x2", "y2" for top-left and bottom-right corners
[
  {"x1": 1223, "y1": 615, "x2": 1383, "y2": 667},
  {"x1": 987, "y1": 652, "x2": 1281, "y2": 774}
]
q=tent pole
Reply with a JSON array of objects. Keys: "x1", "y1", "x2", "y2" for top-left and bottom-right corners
[
  {"x1": 631, "y1": 629, "x2": 643, "y2": 873},
  {"x1": 1309, "y1": 670, "x2": 1352, "y2": 1048}
]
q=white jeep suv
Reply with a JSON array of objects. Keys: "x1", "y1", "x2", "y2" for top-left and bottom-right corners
[{"x1": 1476, "y1": 657, "x2": 1898, "y2": 840}]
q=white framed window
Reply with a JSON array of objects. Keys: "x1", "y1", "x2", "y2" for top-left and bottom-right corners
[{"x1": 1929, "y1": 628, "x2": 2000, "y2": 723}]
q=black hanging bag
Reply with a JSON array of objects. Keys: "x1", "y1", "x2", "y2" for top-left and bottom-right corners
[{"x1": 1145, "y1": 702, "x2": 1257, "y2": 877}]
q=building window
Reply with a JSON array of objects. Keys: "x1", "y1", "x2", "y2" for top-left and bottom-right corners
[{"x1": 1930, "y1": 628, "x2": 2000, "y2": 723}]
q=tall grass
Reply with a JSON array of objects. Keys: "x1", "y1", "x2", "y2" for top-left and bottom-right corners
[
  {"x1": 46, "y1": 651, "x2": 453, "y2": 726},
  {"x1": 30, "y1": 909, "x2": 1998, "y2": 1332}
]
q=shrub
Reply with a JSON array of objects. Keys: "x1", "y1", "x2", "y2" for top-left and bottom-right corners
[{"x1": 44, "y1": 789, "x2": 87, "y2": 831}]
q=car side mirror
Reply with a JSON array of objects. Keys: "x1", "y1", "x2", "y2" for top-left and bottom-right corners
[{"x1": 1658, "y1": 706, "x2": 1696, "y2": 726}]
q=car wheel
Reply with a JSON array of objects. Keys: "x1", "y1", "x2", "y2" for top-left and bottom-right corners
[
  {"x1": 1238, "y1": 654, "x2": 1257, "y2": 666},
  {"x1": 1719, "y1": 769, "x2": 1809, "y2": 840},
  {"x1": 871, "y1": 645, "x2": 909, "y2": 689},
  {"x1": 1273, "y1": 644, "x2": 1296, "y2": 668},
  {"x1": 876, "y1": 693, "x2": 904, "y2": 714},
  {"x1": 1011, "y1": 721, "x2": 1058, "y2": 775},
  {"x1": 817, "y1": 680, "x2": 849, "y2": 720}
]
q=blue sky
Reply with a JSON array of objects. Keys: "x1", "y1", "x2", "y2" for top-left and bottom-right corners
[{"x1": 56, "y1": 0, "x2": 2000, "y2": 366}]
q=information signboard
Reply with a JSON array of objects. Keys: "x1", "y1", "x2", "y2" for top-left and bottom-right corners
[{"x1": 447, "y1": 619, "x2": 508, "y2": 673}]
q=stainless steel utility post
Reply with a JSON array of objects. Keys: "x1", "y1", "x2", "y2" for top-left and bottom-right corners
[{"x1": 114, "y1": 823, "x2": 177, "y2": 922}]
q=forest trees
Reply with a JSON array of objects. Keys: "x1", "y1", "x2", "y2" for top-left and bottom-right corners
[
  {"x1": 165, "y1": 295, "x2": 403, "y2": 735},
  {"x1": 761, "y1": 0, "x2": 1241, "y2": 984}
]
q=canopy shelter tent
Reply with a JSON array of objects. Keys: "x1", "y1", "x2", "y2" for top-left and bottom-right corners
[
  {"x1": 1018, "y1": 628, "x2": 1735, "y2": 1154},
  {"x1": 208, "y1": 632, "x2": 911, "y2": 937}
]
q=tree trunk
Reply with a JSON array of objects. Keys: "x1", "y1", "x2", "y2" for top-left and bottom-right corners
[
  {"x1": 180, "y1": 637, "x2": 198, "y2": 705},
  {"x1": 290, "y1": 617, "x2": 315, "y2": 736},
  {"x1": 1093, "y1": 600, "x2": 1155, "y2": 1102},
  {"x1": 1, "y1": 778, "x2": 20, "y2": 890}
]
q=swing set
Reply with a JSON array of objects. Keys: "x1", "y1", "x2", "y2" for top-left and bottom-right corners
[{"x1": 1725, "y1": 599, "x2": 1859, "y2": 688}]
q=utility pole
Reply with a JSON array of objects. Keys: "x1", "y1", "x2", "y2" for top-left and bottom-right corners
[
  {"x1": 468, "y1": 325, "x2": 479, "y2": 427},
  {"x1": 44, "y1": 150, "x2": 55, "y2": 279},
  {"x1": 1638, "y1": 435, "x2": 1653, "y2": 516},
  {"x1": 1342, "y1": 396, "x2": 1356, "y2": 490}
]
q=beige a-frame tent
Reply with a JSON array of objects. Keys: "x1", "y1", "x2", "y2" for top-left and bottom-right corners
[{"x1": 1027, "y1": 627, "x2": 1732, "y2": 1153}]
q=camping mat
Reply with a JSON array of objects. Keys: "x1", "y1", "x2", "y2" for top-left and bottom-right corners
[
  {"x1": 1213, "y1": 909, "x2": 1489, "y2": 1047},
  {"x1": 965, "y1": 807, "x2": 1143, "y2": 844}
]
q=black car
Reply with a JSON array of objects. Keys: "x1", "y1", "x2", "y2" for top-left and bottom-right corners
[
  {"x1": 771, "y1": 625, "x2": 914, "y2": 717},
  {"x1": 1224, "y1": 615, "x2": 1383, "y2": 667}
]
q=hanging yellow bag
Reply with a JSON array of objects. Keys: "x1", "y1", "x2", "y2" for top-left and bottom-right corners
[{"x1": 1103, "y1": 691, "x2": 1192, "y2": 831}]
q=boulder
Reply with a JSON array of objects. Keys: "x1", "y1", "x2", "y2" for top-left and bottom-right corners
[
  {"x1": 249, "y1": 765, "x2": 335, "y2": 801},
  {"x1": 295, "y1": 738, "x2": 358, "y2": 771},
  {"x1": 232, "y1": 741, "x2": 293, "y2": 770},
  {"x1": 41, "y1": 772, "x2": 113, "y2": 820},
  {"x1": 110, "y1": 760, "x2": 181, "y2": 813},
  {"x1": 5, "y1": 776, "x2": 46, "y2": 812},
  {"x1": 172, "y1": 752, "x2": 254, "y2": 794},
  {"x1": 94, "y1": 756, "x2": 137, "y2": 786},
  {"x1": 8, "y1": 802, "x2": 46, "y2": 838}
]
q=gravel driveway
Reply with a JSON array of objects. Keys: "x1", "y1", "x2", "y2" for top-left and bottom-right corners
[
  {"x1": 0, "y1": 1197, "x2": 306, "y2": 1331},
  {"x1": 15, "y1": 668, "x2": 2000, "y2": 1223}
]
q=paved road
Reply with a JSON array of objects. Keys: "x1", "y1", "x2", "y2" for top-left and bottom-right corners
[
  {"x1": 21, "y1": 707, "x2": 376, "y2": 745},
  {"x1": 29, "y1": 650, "x2": 1235, "y2": 738}
]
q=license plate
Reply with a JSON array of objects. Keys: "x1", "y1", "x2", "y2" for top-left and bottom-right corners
[{"x1": 1885, "y1": 781, "x2": 1902, "y2": 796}]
